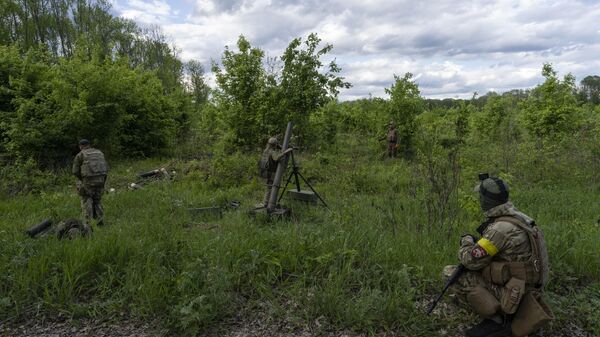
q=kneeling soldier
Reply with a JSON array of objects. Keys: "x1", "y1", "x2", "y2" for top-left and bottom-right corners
[{"x1": 443, "y1": 174, "x2": 553, "y2": 337}]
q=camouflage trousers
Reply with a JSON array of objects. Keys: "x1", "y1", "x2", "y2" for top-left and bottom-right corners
[
  {"x1": 442, "y1": 265, "x2": 505, "y2": 315},
  {"x1": 78, "y1": 183, "x2": 104, "y2": 224},
  {"x1": 262, "y1": 175, "x2": 275, "y2": 205},
  {"x1": 387, "y1": 142, "x2": 397, "y2": 158}
]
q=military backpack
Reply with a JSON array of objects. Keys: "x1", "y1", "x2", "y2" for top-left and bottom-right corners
[
  {"x1": 495, "y1": 216, "x2": 550, "y2": 288},
  {"x1": 81, "y1": 148, "x2": 108, "y2": 178}
]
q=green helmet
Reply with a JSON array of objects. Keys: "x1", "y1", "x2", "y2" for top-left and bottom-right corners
[
  {"x1": 268, "y1": 137, "x2": 278, "y2": 146},
  {"x1": 474, "y1": 176, "x2": 509, "y2": 211}
]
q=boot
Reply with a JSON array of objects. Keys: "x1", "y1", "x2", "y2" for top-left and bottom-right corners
[{"x1": 464, "y1": 319, "x2": 512, "y2": 337}]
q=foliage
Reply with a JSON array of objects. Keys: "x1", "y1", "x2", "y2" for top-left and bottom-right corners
[
  {"x1": 212, "y1": 36, "x2": 269, "y2": 148},
  {"x1": 0, "y1": 45, "x2": 183, "y2": 167},
  {"x1": 211, "y1": 34, "x2": 350, "y2": 150},
  {"x1": 1, "y1": 134, "x2": 600, "y2": 336},
  {"x1": 0, "y1": 0, "x2": 183, "y2": 91},
  {"x1": 279, "y1": 33, "x2": 351, "y2": 145},
  {"x1": 385, "y1": 73, "x2": 423, "y2": 158},
  {"x1": 414, "y1": 103, "x2": 471, "y2": 230},
  {"x1": 185, "y1": 59, "x2": 210, "y2": 110},
  {"x1": 578, "y1": 75, "x2": 600, "y2": 105},
  {"x1": 522, "y1": 63, "x2": 581, "y2": 139}
]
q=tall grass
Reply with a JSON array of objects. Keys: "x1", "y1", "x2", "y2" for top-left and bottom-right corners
[{"x1": 1, "y1": 136, "x2": 599, "y2": 335}]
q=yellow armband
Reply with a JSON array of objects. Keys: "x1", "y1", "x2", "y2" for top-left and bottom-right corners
[{"x1": 477, "y1": 238, "x2": 499, "y2": 256}]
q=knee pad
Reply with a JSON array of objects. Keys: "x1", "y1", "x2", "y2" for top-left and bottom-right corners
[{"x1": 466, "y1": 285, "x2": 501, "y2": 318}]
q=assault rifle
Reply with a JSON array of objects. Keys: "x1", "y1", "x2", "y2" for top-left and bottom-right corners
[{"x1": 426, "y1": 263, "x2": 466, "y2": 315}]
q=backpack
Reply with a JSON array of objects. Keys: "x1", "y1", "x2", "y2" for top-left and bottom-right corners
[
  {"x1": 258, "y1": 149, "x2": 275, "y2": 178},
  {"x1": 81, "y1": 148, "x2": 108, "y2": 177},
  {"x1": 496, "y1": 216, "x2": 550, "y2": 288}
]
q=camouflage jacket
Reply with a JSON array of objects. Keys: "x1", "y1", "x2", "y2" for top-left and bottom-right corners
[
  {"x1": 387, "y1": 128, "x2": 398, "y2": 143},
  {"x1": 458, "y1": 202, "x2": 533, "y2": 271},
  {"x1": 261, "y1": 147, "x2": 284, "y2": 173}
]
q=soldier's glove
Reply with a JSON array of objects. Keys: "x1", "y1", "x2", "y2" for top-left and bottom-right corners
[{"x1": 460, "y1": 234, "x2": 477, "y2": 246}]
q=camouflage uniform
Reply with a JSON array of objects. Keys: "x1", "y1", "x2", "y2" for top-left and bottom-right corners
[
  {"x1": 443, "y1": 202, "x2": 549, "y2": 331},
  {"x1": 72, "y1": 147, "x2": 107, "y2": 225},
  {"x1": 445, "y1": 202, "x2": 530, "y2": 289},
  {"x1": 260, "y1": 146, "x2": 285, "y2": 205},
  {"x1": 53, "y1": 219, "x2": 92, "y2": 239},
  {"x1": 386, "y1": 124, "x2": 398, "y2": 158}
]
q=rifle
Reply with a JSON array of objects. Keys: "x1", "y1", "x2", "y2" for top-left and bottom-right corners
[{"x1": 426, "y1": 263, "x2": 466, "y2": 315}]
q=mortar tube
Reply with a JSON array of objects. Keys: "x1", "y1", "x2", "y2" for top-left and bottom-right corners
[{"x1": 267, "y1": 121, "x2": 293, "y2": 212}]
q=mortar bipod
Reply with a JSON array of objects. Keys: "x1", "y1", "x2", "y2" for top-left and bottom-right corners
[{"x1": 277, "y1": 151, "x2": 328, "y2": 208}]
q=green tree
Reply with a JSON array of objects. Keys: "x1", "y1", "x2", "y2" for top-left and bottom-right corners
[
  {"x1": 185, "y1": 59, "x2": 210, "y2": 110},
  {"x1": 578, "y1": 75, "x2": 600, "y2": 105},
  {"x1": 385, "y1": 73, "x2": 423, "y2": 158},
  {"x1": 522, "y1": 63, "x2": 580, "y2": 139},
  {"x1": 212, "y1": 35, "x2": 267, "y2": 148},
  {"x1": 279, "y1": 33, "x2": 350, "y2": 144},
  {"x1": 470, "y1": 94, "x2": 522, "y2": 172}
]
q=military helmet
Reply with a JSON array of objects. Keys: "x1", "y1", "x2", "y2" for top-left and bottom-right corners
[
  {"x1": 474, "y1": 174, "x2": 509, "y2": 211},
  {"x1": 268, "y1": 137, "x2": 278, "y2": 145}
]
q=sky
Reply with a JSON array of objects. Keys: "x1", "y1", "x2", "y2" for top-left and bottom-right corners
[{"x1": 110, "y1": 0, "x2": 600, "y2": 100}]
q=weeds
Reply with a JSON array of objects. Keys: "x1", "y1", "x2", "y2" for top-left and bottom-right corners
[{"x1": 1, "y1": 136, "x2": 599, "y2": 336}]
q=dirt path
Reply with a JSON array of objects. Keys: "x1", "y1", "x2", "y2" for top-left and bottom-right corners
[
  {"x1": 0, "y1": 319, "x2": 164, "y2": 337},
  {"x1": 0, "y1": 317, "x2": 596, "y2": 337}
]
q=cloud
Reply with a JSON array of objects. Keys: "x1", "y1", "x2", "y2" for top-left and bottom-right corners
[{"x1": 114, "y1": 0, "x2": 600, "y2": 99}]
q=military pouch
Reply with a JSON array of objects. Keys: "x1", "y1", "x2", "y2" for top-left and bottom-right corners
[
  {"x1": 501, "y1": 277, "x2": 525, "y2": 314},
  {"x1": 466, "y1": 285, "x2": 500, "y2": 318},
  {"x1": 511, "y1": 292, "x2": 554, "y2": 337},
  {"x1": 482, "y1": 262, "x2": 511, "y2": 285}
]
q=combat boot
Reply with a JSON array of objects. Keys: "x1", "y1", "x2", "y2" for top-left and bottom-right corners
[{"x1": 464, "y1": 319, "x2": 512, "y2": 337}]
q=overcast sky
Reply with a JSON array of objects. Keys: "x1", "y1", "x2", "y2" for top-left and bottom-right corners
[{"x1": 111, "y1": 0, "x2": 600, "y2": 100}]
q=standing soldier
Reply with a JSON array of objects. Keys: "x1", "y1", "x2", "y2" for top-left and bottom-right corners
[
  {"x1": 441, "y1": 174, "x2": 553, "y2": 337},
  {"x1": 257, "y1": 137, "x2": 293, "y2": 208},
  {"x1": 379, "y1": 121, "x2": 398, "y2": 158},
  {"x1": 72, "y1": 139, "x2": 108, "y2": 227}
]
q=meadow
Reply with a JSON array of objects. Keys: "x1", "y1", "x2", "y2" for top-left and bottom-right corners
[{"x1": 1, "y1": 134, "x2": 599, "y2": 336}]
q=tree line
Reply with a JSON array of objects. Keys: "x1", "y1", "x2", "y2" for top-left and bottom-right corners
[{"x1": 1, "y1": 0, "x2": 599, "y2": 195}]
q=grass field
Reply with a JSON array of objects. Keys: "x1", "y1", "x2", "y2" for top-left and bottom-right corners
[{"x1": 1, "y1": 136, "x2": 599, "y2": 336}]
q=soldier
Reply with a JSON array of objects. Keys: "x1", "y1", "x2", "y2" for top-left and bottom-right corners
[
  {"x1": 72, "y1": 139, "x2": 108, "y2": 227},
  {"x1": 379, "y1": 121, "x2": 398, "y2": 158},
  {"x1": 257, "y1": 137, "x2": 293, "y2": 208},
  {"x1": 442, "y1": 174, "x2": 552, "y2": 337}
]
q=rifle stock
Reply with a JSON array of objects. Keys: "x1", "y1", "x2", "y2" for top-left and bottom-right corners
[{"x1": 426, "y1": 264, "x2": 466, "y2": 315}]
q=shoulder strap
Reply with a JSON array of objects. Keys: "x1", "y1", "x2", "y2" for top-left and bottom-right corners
[
  {"x1": 495, "y1": 216, "x2": 547, "y2": 287},
  {"x1": 495, "y1": 216, "x2": 534, "y2": 234}
]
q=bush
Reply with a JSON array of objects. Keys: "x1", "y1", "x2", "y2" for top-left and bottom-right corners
[{"x1": 0, "y1": 45, "x2": 189, "y2": 167}]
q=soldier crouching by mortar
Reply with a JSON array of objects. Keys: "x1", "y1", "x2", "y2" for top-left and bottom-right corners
[
  {"x1": 256, "y1": 137, "x2": 293, "y2": 208},
  {"x1": 440, "y1": 174, "x2": 553, "y2": 337}
]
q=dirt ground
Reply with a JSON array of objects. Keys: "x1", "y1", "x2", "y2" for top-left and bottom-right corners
[{"x1": 0, "y1": 314, "x2": 596, "y2": 337}]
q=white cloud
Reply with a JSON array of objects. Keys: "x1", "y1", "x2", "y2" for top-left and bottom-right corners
[{"x1": 114, "y1": 0, "x2": 600, "y2": 99}]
